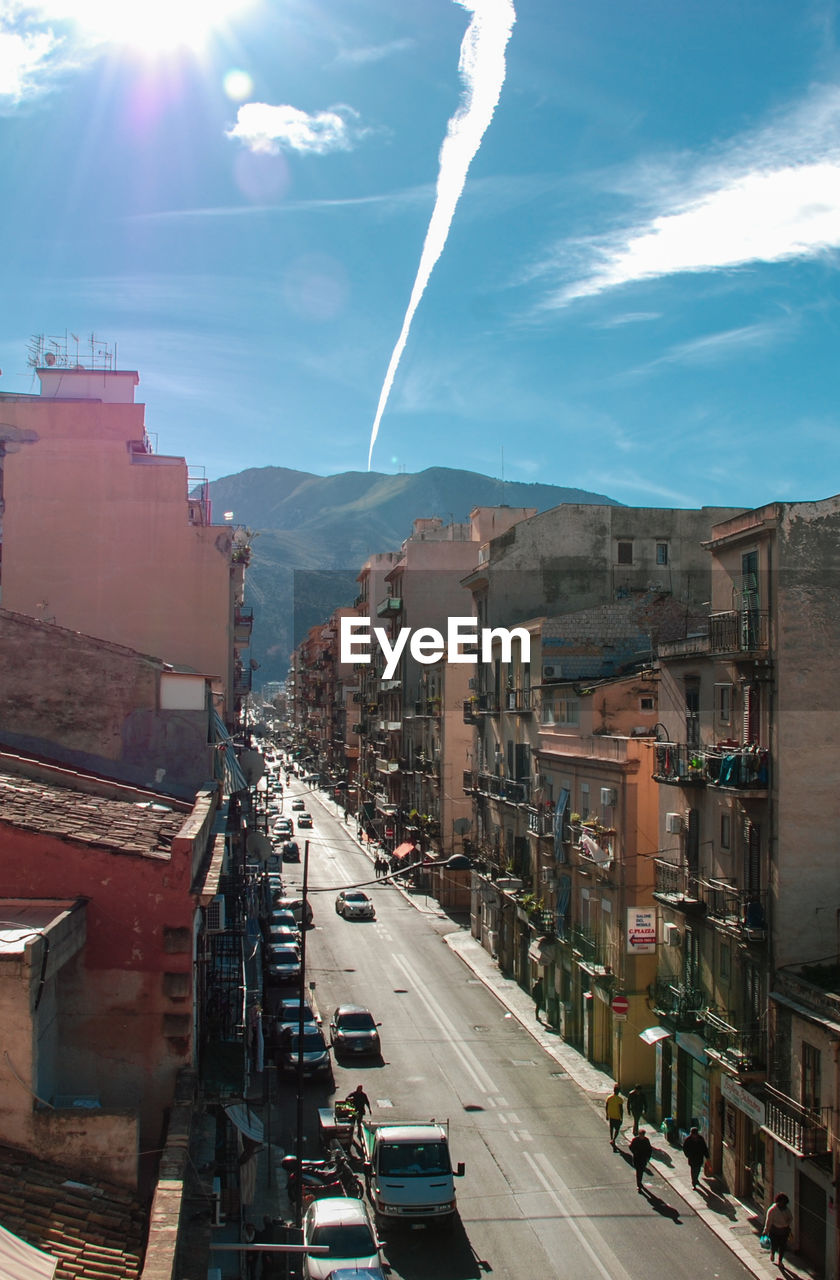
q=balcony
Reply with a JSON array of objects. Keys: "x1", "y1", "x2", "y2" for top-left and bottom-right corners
[
  {"x1": 233, "y1": 606, "x2": 254, "y2": 642},
  {"x1": 652, "y1": 859, "x2": 706, "y2": 915},
  {"x1": 653, "y1": 742, "x2": 706, "y2": 786},
  {"x1": 375, "y1": 757, "x2": 399, "y2": 774},
  {"x1": 504, "y1": 689, "x2": 533, "y2": 713},
  {"x1": 705, "y1": 746, "x2": 769, "y2": 793},
  {"x1": 233, "y1": 667, "x2": 252, "y2": 696},
  {"x1": 652, "y1": 979, "x2": 705, "y2": 1030},
  {"x1": 708, "y1": 609, "x2": 769, "y2": 656},
  {"x1": 502, "y1": 778, "x2": 531, "y2": 806},
  {"x1": 703, "y1": 1012, "x2": 765, "y2": 1072},
  {"x1": 463, "y1": 769, "x2": 476, "y2": 793},
  {"x1": 476, "y1": 772, "x2": 503, "y2": 798},
  {"x1": 463, "y1": 700, "x2": 478, "y2": 725},
  {"x1": 477, "y1": 692, "x2": 500, "y2": 714},
  {"x1": 414, "y1": 699, "x2": 441, "y2": 717},
  {"x1": 376, "y1": 596, "x2": 402, "y2": 617},
  {"x1": 380, "y1": 679, "x2": 402, "y2": 692},
  {"x1": 763, "y1": 1084, "x2": 831, "y2": 1156},
  {"x1": 700, "y1": 880, "x2": 768, "y2": 941}
]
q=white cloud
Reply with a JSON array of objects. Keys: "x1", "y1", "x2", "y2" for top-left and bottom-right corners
[
  {"x1": 335, "y1": 38, "x2": 414, "y2": 66},
  {"x1": 226, "y1": 102, "x2": 368, "y2": 156},
  {"x1": 542, "y1": 84, "x2": 840, "y2": 306},
  {"x1": 0, "y1": 16, "x2": 64, "y2": 105}
]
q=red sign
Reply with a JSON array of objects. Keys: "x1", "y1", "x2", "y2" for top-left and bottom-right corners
[{"x1": 611, "y1": 994, "x2": 630, "y2": 1015}]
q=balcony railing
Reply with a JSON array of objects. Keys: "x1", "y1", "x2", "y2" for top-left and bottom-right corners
[
  {"x1": 569, "y1": 926, "x2": 601, "y2": 965},
  {"x1": 703, "y1": 1012, "x2": 765, "y2": 1071},
  {"x1": 376, "y1": 596, "x2": 402, "y2": 617},
  {"x1": 764, "y1": 1084, "x2": 830, "y2": 1156},
  {"x1": 463, "y1": 769, "x2": 476, "y2": 792},
  {"x1": 708, "y1": 610, "x2": 769, "y2": 655},
  {"x1": 700, "y1": 881, "x2": 768, "y2": 938},
  {"x1": 653, "y1": 743, "x2": 706, "y2": 785},
  {"x1": 502, "y1": 779, "x2": 530, "y2": 805},
  {"x1": 504, "y1": 689, "x2": 533, "y2": 712},
  {"x1": 652, "y1": 979, "x2": 705, "y2": 1029},
  {"x1": 476, "y1": 772, "x2": 503, "y2": 798},
  {"x1": 477, "y1": 692, "x2": 500, "y2": 714},
  {"x1": 705, "y1": 746, "x2": 769, "y2": 791},
  {"x1": 652, "y1": 859, "x2": 706, "y2": 914}
]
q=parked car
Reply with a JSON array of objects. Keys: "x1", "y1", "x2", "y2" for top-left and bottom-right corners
[
  {"x1": 329, "y1": 1005, "x2": 381, "y2": 1059},
  {"x1": 274, "y1": 997, "x2": 319, "y2": 1029},
  {"x1": 302, "y1": 1197, "x2": 381, "y2": 1280},
  {"x1": 292, "y1": 798, "x2": 306, "y2": 810},
  {"x1": 283, "y1": 839, "x2": 301, "y2": 862},
  {"x1": 276, "y1": 1027, "x2": 333, "y2": 1081},
  {"x1": 267, "y1": 925, "x2": 299, "y2": 949},
  {"x1": 297, "y1": 813, "x2": 313, "y2": 829},
  {"x1": 268, "y1": 909, "x2": 299, "y2": 935},
  {"x1": 265, "y1": 944, "x2": 301, "y2": 986},
  {"x1": 274, "y1": 818, "x2": 294, "y2": 838},
  {"x1": 274, "y1": 896, "x2": 314, "y2": 926},
  {"x1": 335, "y1": 890, "x2": 375, "y2": 921}
]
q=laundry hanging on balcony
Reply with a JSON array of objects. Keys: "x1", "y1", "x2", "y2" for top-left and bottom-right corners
[{"x1": 211, "y1": 709, "x2": 249, "y2": 795}]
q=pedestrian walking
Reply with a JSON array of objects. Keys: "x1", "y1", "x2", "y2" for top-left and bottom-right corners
[
  {"x1": 605, "y1": 1084, "x2": 624, "y2": 1149},
  {"x1": 531, "y1": 976, "x2": 545, "y2": 1023},
  {"x1": 763, "y1": 1192, "x2": 793, "y2": 1267},
  {"x1": 682, "y1": 1125, "x2": 709, "y2": 1188},
  {"x1": 627, "y1": 1084, "x2": 647, "y2": 1135},
  {"x1": 629, "y1": 1128, "x2": 653, "y2": 1191},
  {"x1": 346, "y1": 1082, "x2": 371, "y2": 1136}
]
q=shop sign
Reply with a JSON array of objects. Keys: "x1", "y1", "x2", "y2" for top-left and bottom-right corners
[
  {"x1": 721, "y1": 1073, "x2": 765, "y2": 1126},
  {"x1": 626, "y1": 907, "x2": 656, "y2": 954}
]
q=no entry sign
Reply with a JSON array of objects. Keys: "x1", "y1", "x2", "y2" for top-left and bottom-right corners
[{"x1": 611, "y1": 994, "x2": 630, "y2": 1016}]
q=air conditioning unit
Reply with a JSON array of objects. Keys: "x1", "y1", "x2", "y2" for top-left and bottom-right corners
[
  {"x1": 600, "y1": 787, "x2": 617, "y2": 807},
  {"x1": 664, "y1": 922, "x2": 682, "y2": 947},
  {"x1": 542, "y1": 662, "x2": 562, "y2": 681},
  {"x1": 468, "y1": 676, "x2": 478, "y2": 690},
  {"x1": 665, "y1": 812, "x2": 683, "y2": 834},
  {"x1": 206, "y1": 895, "x2": 226, "y2": 933}
]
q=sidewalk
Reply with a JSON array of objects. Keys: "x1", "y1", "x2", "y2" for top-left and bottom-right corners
[{"x1": 280, "y1": 782, "x2": 816, "y2": 1279}]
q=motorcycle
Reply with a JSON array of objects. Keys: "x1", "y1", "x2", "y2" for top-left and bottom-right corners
[{"x1": 281, "y1": 1151, "x2": 363, "y2": 1202}]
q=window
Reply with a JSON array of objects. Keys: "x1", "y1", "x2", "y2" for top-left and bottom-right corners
[
  {"x1": 720, "y1": 812, "x2": 731, "y2": 850},
  {"x1": 802, "y1": 1042, "x2": 822, "y2": 1113},
  {"x1": 617, "y1": 540, "x2": 633, "y2": 565},
  {"x1": 715, "y1": 683, "x2": 732, "y2": 726},
  {"x1": 656, "y1": 542, "x2": 669, "y2": 565},
  {"x1": 640, "y1": 695, "x2": 655, "y2": 712},
  {"x1": 579, "y1": 783, "x2": 590, "y2": 820},
  {"x1": 541, "y1": 695, "x2": 580, "y2": 726},
  {"x1": 685, "y1": 681, "x2": 700, "y2": 747}
]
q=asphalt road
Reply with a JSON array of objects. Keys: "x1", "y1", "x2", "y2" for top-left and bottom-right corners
[{"x1": 271, "y1": 780, "x2": 752, "y2": 1280}]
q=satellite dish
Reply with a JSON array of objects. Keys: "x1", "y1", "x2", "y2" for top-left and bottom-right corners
[
  {"x1": 246, "y1": 831, "x2": 274, "y2": 864},
  {"x1": 453, "y1": 818, "x2": 472, "y2": 835},
  {"x1": 238, "y1": 750, "x2": 265, "y2": 784}
]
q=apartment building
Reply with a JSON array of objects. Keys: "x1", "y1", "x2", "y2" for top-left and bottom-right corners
[
  {"x1": 0, "y1": 348, "x2": 250, "y2": 724},
  {"x1": 651, "y1": 495, "x2": 840, "y2": 1276}
]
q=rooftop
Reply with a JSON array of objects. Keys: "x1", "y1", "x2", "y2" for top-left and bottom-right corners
[
  {"x1": 0, "y1": 770, "x2": 186, "y2": 858},
  {"x1": 0, "y1": 1144, "x2": 145, "y2": 1280}
]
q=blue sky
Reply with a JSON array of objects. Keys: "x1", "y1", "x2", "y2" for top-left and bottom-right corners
[{"x1": 2, "y1": 0, "x2": 840, "y2": 510}]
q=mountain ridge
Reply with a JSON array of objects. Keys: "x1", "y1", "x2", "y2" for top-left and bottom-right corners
[{"x1": 207, "y1": 465, "x2": 621, "y2": 686}]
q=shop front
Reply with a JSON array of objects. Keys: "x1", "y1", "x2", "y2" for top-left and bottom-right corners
[{"x1": 720, "y1": 1071, "x2": 766, "y2": 1203}]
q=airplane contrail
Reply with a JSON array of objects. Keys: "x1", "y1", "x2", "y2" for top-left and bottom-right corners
[{"x1": 366, "y1": 0, "x2": 516, "y2": 470}]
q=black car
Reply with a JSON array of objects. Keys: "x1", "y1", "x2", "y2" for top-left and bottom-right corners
[
  {"x1": 283, "y1": 839, "x2": 300, "y2": 862},
  {"x1": 329, "y1": 1005, "x2": 381, "y2": 1059}
]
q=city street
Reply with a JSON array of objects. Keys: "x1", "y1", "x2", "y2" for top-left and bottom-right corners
[{"x1": 267, "y1": 778, "x2": 755, "y2": 1280}]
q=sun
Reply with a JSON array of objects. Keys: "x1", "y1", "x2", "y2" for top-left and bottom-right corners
[{"x1": 57, "y1": 0, "x2": 254, "y2": 55}]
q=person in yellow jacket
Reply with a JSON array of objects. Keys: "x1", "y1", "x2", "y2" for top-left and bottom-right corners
[{"x1": 605, "y1": 1084, "x2": 624, "y2": 1149}]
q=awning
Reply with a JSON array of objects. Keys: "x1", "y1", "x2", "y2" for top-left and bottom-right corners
[
  {"x1": 528, "y1": 936, "x2": 556, "y2": 964},
  {"x1": 0, "y1": 1223, "x2": 57, "y2": 1280},
  {"x1": 639, "y1": 1026, "x2": 672, "y2": 1045},
  {"x1": 224, "y1": 1103, "x2": 264, "y2": 1144},
  {"x1": 392, "y1": 842, "x2": 417, "y2": 861}
]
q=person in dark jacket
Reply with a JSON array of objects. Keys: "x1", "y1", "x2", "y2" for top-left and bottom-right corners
[
  {"x1": 629, "y1": 1128, "x2": 653, "y2": 1191},
  {"x1": 627, "y1": 1084, "x2": 647, "y2": 1135},
  {"x1": 682, "y1": 1126, "x2": 710, "y2": 1188}
]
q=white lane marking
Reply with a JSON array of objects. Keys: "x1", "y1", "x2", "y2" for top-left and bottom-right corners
[
  {"x1": 392, "y1": 952, "x2": 497, "y2": 1096},
  {"x1": 519, "y1": 1130, "x2": 533, "y2": 1143},
  {"x1": 523, "y1": 1150, "x2": 634, "y2": 1280}
]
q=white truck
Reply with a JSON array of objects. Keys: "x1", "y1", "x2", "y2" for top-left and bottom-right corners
[{"x1": 361, "y1": 1119, "x2": 464, "y2": 1226}]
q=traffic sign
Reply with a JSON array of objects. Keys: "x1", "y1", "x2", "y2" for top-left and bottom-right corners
[{"x1": 611, "y1": 993, "x2": 630, "y2": 1016}]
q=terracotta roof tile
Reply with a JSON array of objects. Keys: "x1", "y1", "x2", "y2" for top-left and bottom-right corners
[{"x1": 0, "y1": 1147, "x2": 145, "y2": 1280}]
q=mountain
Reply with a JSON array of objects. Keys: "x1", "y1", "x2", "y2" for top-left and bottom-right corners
[{"x1": 207, "y1": 466, "x2": 620, "y2": 688}]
